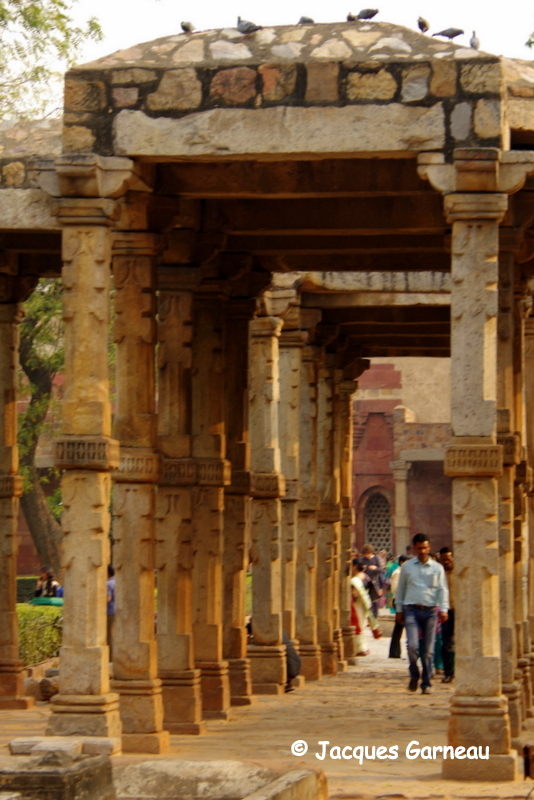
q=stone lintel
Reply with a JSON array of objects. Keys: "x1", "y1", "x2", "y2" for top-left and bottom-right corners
[
  {"x1": 444, "y1": 444, "x2": 503, "y2": 477},
  {"x1": 399, "y1": 449, "x2": 444, "y2": 462},
  {"x1": 114, "y1": 448, "x2": 162, "y2": 483},
  {"x1": 54, "y1": 436, "x2": 120, "y2": 471},
  {"x1": 250, "y1": 472, "x2": 286, "y2": 499},
  {"x1": 279, "y1": 329, "x2": 307, "y2": 348},
  {"x1": 54, "y1": 197, "x2": 120, "y2": 227},
  {"x1": 497, "y1": 433, "x2": 522, "y2": 466},
  {"x1": 0, "y1": 476, "x2": 23, "y2": 498},
  {"x1": 317, "y1": 504, "x2": 342, "y2": 524},
  {"x1": 160, "y1": 458, "x2": 231, "y2": 487},
  {"x1": 157, "y1": 265, "x2": 201, "y2": 292},
  {"x1": 112, "y1": 231, "x2": 161, "y2": 256}
]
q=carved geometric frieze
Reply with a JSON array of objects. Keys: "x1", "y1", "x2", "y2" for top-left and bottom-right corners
[
  {"x1": 444, "y1": 444, "x2": 503, "y2": 477},
  {"x1": 0, "y1": 475, "x2": 23, "y2": 498},
  {"x1": 283, "y1": 479, "x2": 300, "y2": 502},
  {"x1": 198, "y1": 459, "x2": 231, "y2": 486},
  {"x1": 160, "y1": 457, "x2": 231, "y2": 487},
  {"x1": 54, "y1": 436, "x2": 120, "y2": 471},
  {"x1": 114, "y1": 448, "x2": 162, "y2": 483},
  {"x1": 497, "y1": 433, "x2": 522, "y2": 466},
  {"x1": 318, "y1": 503, "x2": 342, "y2": 523},
  {"x1": 250, "y1": 472, "x2": 286, "y2": 499}
]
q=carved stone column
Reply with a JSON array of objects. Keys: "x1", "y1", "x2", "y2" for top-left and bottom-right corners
[
  {"x1": 110, "y1": 233, "x2": 169, "y2": 754},
  {"x1": 525, "y1": 318, "x2": 534, "y2": 647},
  {"x1": 331, "y1": 367, "x2": 347, "y2": 672},
  {"x1": 338, "y1": 380, "x2": 358, "y2": 664},
  {"x1": 316, "y1": 353, "x2": 341, "y2": 676},
  {"x1": 390, "y1": 461, "x2": 411, "y2": 555},
  {"x1": 47, "y1": 199, "x2": 121, "y2": 746},
  {"x1": 156, "y1": 282, "x2": 205, "y2": 735},
  {"x1": 248, "y1": 316, "x2": 286, "y2": 694},
  {"x1": 296, "y1": 343, "x2": 322, "y2": 681},
  {"x1": 223, "y1": 301, "x2": 255, "y2": 706},
  {"x1": 442, "y1": 191, "x2": 516, "y2": 780},
  {"x1": 0, "y1": 304, "x2": 33, "y2": 710}
]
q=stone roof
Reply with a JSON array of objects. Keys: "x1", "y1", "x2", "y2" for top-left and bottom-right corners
[{"x1": 80, "y1": 21, "x2": 489, "y2": 70}]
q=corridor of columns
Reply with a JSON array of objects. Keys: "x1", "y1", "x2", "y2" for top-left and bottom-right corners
[{"x1": 2, "y1": 18, "x2": 534, "y2": 786}]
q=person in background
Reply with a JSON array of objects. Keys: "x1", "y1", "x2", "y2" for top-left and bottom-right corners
[
  {"x1": 34, "y1": 568, "x2": 59, "y2": 598},
  {"x1": 439, "y1": 546, "x2": 455, "y2": 683},
  {"x1": 351, "y1": 558, "x2": 382, "y2": 656},
  {"x1": 388, "y1": 554, "x2": 410, "y2": 658},
  {"x1": 107, "y1": 565, "x2": 116, "y2": 661},
  {"x1": 360, "y1": 543, "x2": 383, "y2": 617}
]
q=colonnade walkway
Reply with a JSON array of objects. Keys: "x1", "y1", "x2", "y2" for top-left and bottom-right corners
[{"x1": 2, "y1": 634, "x2": 534, "y2": 796}]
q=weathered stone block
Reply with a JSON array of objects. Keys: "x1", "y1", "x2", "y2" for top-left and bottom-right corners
[
  {"x1": 146, "y1": 69, "x2": 202, "y2": 111},
  {"x1": 430, "y1": 61, "x2": 456, "y2": 97},
  {"x1": 401, "y1": 65, "x2": 430, "y2": 102},
  {"x1": 450, "y1": 102, "x2": 472, "y2": 141},
  {"x1": 64, "y1": 80, "x2": 107, "y2": 112},
  {"x1": 474, "y1": 99, "x2": 501, "y2": 138},
  {"x1": 258, "y1": 65, "x2": 296, "y2": 102},
  {"x1": 460, "y1": 62, "x2": 502, "y2": 94},
  {"x1": 111, "y1": 69, "x2": 157, "y2": 84},
  {"x1": 346, "y1": 69, "x2": 396, "y2": 100},
  {"x1": 112, "y1": 87, "x2": 138, "y2": 108},
  {"x1": 63, "y1": 125, "x2": 95, "y2": 153},
  {"x1": 1, "y1": 163, "x2": 24, "y2": 188},
  {"x1": 210, "y1": 68, "x2": 257, "y2": 105},
  {"x1": 305, "y1": 63, "x2": 339, "y2": 103},
  {"x1": 0, "y1": 752, "x2": 116, "y2": 800},
  {"x1": 444, "y1": 444, "x2": 502, "y2": 477}
]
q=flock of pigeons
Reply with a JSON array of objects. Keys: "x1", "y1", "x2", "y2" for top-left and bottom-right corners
[{"x1": 180, "y1": 11, "x2": 480, "y2": 50}]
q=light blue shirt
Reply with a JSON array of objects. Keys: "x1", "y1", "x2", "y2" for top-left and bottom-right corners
[{"x1": 395, "y1": 557, "x2": 449, "y2": 613}]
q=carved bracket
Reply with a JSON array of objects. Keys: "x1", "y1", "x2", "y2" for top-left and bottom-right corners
[
  {"x1": 444, "y1": 444, "x2": 503, "y2": 477},
  {"x1": 31, "y1": 154, "x2": 151, "y2": 199},
  {"x1": 160, "y1": 458, "x2": 231, "y2": 487},
  {"x1": 54, "y1": 436, "x2": 120, "y2": 471},
  {"x1": 418, "y1": 149, "x2": 534, "y2": 196}
]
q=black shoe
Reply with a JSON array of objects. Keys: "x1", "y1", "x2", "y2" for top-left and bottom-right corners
[
  {"x1": 408, "y1": 678, "x2": 418, "y2": 692},
  {"x1": 441, "y1": 675, "x2": 453, "y2": 683},
  {"x1": 421, "y1": 686, "x2": 432, "y2": 695}
]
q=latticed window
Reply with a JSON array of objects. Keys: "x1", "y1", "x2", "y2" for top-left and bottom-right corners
[{"x1": 364, "y1": 493, "x2": 391, "y2": 552}]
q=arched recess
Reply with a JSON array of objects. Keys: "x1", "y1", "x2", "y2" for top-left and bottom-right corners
[{"x1": 355, "y1": 485, "x2": 393, "y2": 552}]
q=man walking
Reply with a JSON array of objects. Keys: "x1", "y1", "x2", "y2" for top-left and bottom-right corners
[
  {"x1": 439, "y1": 546, "x2": 455, "y2": 683},
  {"x1": 395, "y1": 533, "x2": 449, "y2": 695}
]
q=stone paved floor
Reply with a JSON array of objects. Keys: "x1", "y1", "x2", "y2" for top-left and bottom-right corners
[{"x1": 1, "y1": 631, "x2": 533, "y2": 797}]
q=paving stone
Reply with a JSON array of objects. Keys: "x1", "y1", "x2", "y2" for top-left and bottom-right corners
[
  {"x1": 172, "y1": 40, "x2": 205, "y2": 63},
  {"x1": 346, "y1": 70, "x2": 397, "y2": 101},
  {"x1": 146, "y1": 69, "x2": 202, "y2": 111},
  {"x1": 210, "y1": 68, "x2": 257, "y2": 105},
  {"x1": 209, "y1": 41, "x2": 252, "y2": 60},
  {"x1": 259, "y1": 65, "x2": 297, "y2": 102},
  {"x1": 305, "y1": 63, "x2": 339, "y2": 103},
  {"x1": 311, "y1": 39, "x2": 352, "y2": 59},
  {"x1": 0, "y1": 752, "x2": 115, "y2": 800},
  {"x1": 271, "y1": 43, "x2": 304, "y2": 59}
]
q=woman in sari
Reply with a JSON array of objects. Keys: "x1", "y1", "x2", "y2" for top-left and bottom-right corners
[{"x1": 351, "y1": 558, "x2": 382, "y2": 655}]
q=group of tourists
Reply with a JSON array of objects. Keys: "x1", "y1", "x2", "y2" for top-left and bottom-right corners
[{"x1": 351, "y1": 534, "x2": 455, "y2": 695}]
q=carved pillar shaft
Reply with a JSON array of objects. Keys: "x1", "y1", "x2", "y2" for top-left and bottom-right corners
[
  {"x1": 338, "y1": 381, "x2": 357, "y2": 664},
  {"x1": 223, "y1": 303, "x2": 254, "y2": 706},
  {"x1": 391, "y1": 461, "x2": 411, "y2": 555},
  {"x1": 0, "y1": 305, "x2": 32, "y2": 710},
  {"x1": 48, "y1": 204, "x2": 121, "y2": 745},
  {"x1": 156, "y1": 286, "x2": 204, "y2": 735},
  {"x1": 296, "y1": 344, "x2": 321, "y2": 681},
  {"x1": 442, "y1": 191, "x2": 517, "y2": 780},
  {"x1": 248, "y1": 316, "x2": 286, "y2": 694},
  {"x1": 110, "y1": 233, "x2": 169, "y2": 754},
  {"x1": 525, "y1": 319, "x2": 534, "y2": 644}
]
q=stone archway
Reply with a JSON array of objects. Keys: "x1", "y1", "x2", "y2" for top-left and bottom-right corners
[{"x1": 364, "y1": 492, "x2": 392, "y2": 553}]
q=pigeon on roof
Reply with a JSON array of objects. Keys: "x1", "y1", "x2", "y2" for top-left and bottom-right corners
[
  {"x1": 180, "y1": 21, "x2": 195, "y2": 33},
  {"x1": 357, "y1": 8, "x2": 378, "y2": 19},
  {"x1": 469, "y1": 30, "x2": 480, "y2": 49},
  {"x1": 417, "y1": 16, "x2": 429, "y2": 33},
  {"x1": 347, "y1": 12, "x2": 357, "y2": 20},
  {"x1": 298, "y1": 15, "x2": 315, "y2": 23},
  {"x1": 432, "y1": 27, "x2": 464, "y2": 40},
  {"x1": 237, "y1": 16, "x2": 262, "y2": 33}
]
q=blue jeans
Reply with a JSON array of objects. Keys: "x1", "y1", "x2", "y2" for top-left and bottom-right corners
[{"x1": 404, "y1": 606, "x2": 437, "y2": 689}]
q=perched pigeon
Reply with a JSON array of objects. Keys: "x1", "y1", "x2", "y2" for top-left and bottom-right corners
[
  {"x1": 417, "y1": 16, "x2": 429, "y2": 33},
  {"x1": 357, "y1": 8, "x2": 378, "y2": 19},
  {"x1": 347, "y1": 12, "x2": 357, "y2": 20},
  {"x1": 180, "y1": 21, "x2": 195, "y2": 33},
  {"x1": 237, "y1": 16, "x2": 262, "y2": 33},
  {"x1": 469, "y1": 30, "x2": 480, "y2": 49},
  {"x1": 432, "y1": 27, "x2": 464, "y2": 40},
  {"x1": 298, "y1": 15, "x2": 315, "y2": 23}
]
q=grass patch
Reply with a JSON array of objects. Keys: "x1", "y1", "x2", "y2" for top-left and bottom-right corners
[{"x1": 17, "y1": 603, "x2": 62, "y2": 666}]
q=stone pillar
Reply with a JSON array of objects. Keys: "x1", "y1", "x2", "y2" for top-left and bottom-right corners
[
  {"x1": 223, "y1": 301, "x2": 254, "y2": 706},
  {"x1": 110, "y1": 233, "x2": 169, "y2": 754},
  {"x1": 0, "y1": 304, "x2": 33, "y2": 710},
  {"x1": 391, "y1": 460, "x2": 411, "y2": 555},
  {"x1": 331, "y1": 367, "x2": 347, "y2": 672},
  {"x1": 47, "y1": 202, "x2": 121, "y2": 745},
  {"x1": 338, "y1": 380, "x2": 358, "y2": 665},
  {"x1": 156, "y1": 284, "x2": 205, "y2": 735},
  {"x1": 248, "y1": 316, "x2": 286, "y2": 694},
  {"x1": 496, "y1": 251, "x2": 522, "y2": 741},
  {"x1": 190, "y1": 291, "x2": 231, "y2": 719},
  {"x1": 525, "y1": 318, "x2": 534, "y2": 646},
  {"x1": 442, "y1": 191, "x2": 517, "y2": 780},
  {"x1": 316, "y1": 353, "x2": 341, "y2": 676},
  {"x1": 296, "y1": 344, "x2": 322, "y2": 681}
]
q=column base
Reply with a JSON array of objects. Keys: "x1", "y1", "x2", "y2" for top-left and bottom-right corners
[
  {"x1": 341, "y1": 626, "x2": 357, "y2": 661},
  {"x1": 0, "y1": 697, "x2": 35, "y2": 709},
  {"x1": 0, "y1": 661, "x2": 34, "y2": 709},
  {"x1": 111, "y1": 678, "x2": 167, "y2": 739},
  {"x1": 195, "y1": 660, "x2": 231, "y2": 720},
  {"x1": 333, "y1": 628, "x2": 345, "y2": 663},
  {"x1": 442, "y1": 752, "x2": 518, "y2": 781},
  {"x1": 337, "y1": 661, "x2": 348, "y2": 673},
  {"x1": 46, "y1": 693, "x2": 122, "y2": 739},
  {"x1": 247, "y1": 644, "x2": 286, "y2": 694},
  {"x1": 290, "y1": 675, "x2": 305, "y2": 689},
  {"x1": 228, "y1": 658, "x2": 255, "y2": 706},
  {"x1": 160, "y1": 668, "x2": 204, "y2": 732},
  {"x1": 320, "y1": 643, "x2": 338, "y2": 675},
  {"x1": 448, "y1": 694, "x2": 513, "y2": 756},
  {"x1": 299, "y1": 645, "x2": 322, "y2": 681},
  {"x1": 519, "y1": 658, "x2": 533, "y2": 714},
  {"x1": 502, "y1": 682, "x2": 522, "y2": 739},
  {"x1": 122, "y1": 730, "x2": 170, "y2": 754}
]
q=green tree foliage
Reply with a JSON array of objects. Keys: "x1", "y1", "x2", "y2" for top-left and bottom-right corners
[
  {"x1": 0, "y1": 0, "x2": 102, "y2": 118},
  {"x1": 17, "y1": 603, "x2": 62, "y2": 666},
  {"x1": 19, "y1": 278, "x2": 64, "y2": 576}
]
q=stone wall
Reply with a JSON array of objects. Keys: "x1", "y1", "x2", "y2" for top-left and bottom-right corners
[{"x1": 0, "y1": 119, "x2": 61, "y2": 190}]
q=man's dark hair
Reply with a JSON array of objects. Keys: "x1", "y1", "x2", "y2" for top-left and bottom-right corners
[
  {"x1": 352, "y1": 557, "x2": 359, "y2": 567},
  {"x1": 439, "y1": 546, "x2": 452, "y2": 554},
  {"x1": 412, "y1": 533, "x2": 429, "y2": 546},
  {"x1": 398, "y1": 554, "x2": 410, "y2": 564}
]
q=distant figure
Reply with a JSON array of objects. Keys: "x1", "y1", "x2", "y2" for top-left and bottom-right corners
[
  {"x1": 417, "y1": 16, "x2": 429, "y2": 33},
  {"x1": 107, "y1": 565, "x2": 116, "y2": 661},
  {"x1": 439, "y1": 546, "x2": 455, "y2": 682},
  {"x1": 34, "y1": 568, "x2": 59, "y2": 598},
  {"x1": 360, "y1": 543, "x2": 383, "y2": 616},
  {"x1": 351, "y1": 558, "x2": 382, "y2": 656},
  {"x1": 388, "y1": 554, "x2": 410, "y2": 658},
  {"x1": 283, "y1": 631, "x2": 301, "y2": 692},
  {"x1": 469, "y1": 31, "x2": 480, "y2": 50}
]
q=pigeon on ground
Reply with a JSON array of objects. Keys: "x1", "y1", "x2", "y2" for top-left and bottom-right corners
[
  {"x1": 298, "y1": 15, "x2": 315, "y2": 23},
  {"x1": 357, "y1": 8, "x2": 378, "y2": 19},
  {"x1": 181, "y1": 21, "x2": 195, "y2": 33},
  {"x1": 432, "y1": 27, "x2": 464, "y2": 40},
  {"x1": 469, "y1": 30, "x2": 480, "y2": 49},
  {"x1": 237, "y1": 16, "x2": 262, "y2": 33},
  {"x1": 417, "y1": 16, "x2": 429, "y2": 33},
  {"x1": 347, "y1": 12, "x2": 357, "y2": 20}
]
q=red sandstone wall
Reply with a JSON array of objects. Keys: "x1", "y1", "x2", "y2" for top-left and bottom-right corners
[{"x1": 408, "y1": 461, "x2": 452, "y2": 551}]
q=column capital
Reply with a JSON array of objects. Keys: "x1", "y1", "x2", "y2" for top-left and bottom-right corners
[
  {"x1": 418, "y1": 149, "x2": 534, "y2": 195},
  {"x1": 55, "y1": 197, "x2": 120, "y2": 227},
  {"x1": 390, "y1": 460, "x2": 412, "y2": 479},
  {"x1": 279, "y1": 330, "x2": 307, "y2": 348},
  {"x1": 250, "y1": 316, "x2": 283, "y2": 338},
  {"x1": 444, "y1": 193, "x2": 508, "y2": 224},
  {"x1": 32, "y1": 154, "x2": 150, "y2": 199}
]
